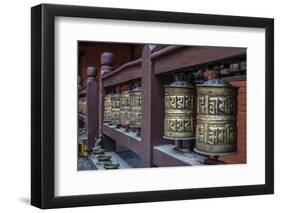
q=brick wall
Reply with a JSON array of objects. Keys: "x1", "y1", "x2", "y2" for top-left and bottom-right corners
[{"x1": 220, "y1": 80, "x2": 247, "y2": 164}]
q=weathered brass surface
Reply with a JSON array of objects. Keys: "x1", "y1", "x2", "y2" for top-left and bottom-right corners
[
  {"x1": 130, "y1": 87, "x2": 142, "y2": 128},
  {"x1": 103, "y1": 94, "x2": 112, "y2": 123},
  {"x1": 120, "y1": 90, "x2": 131, "y2": 126},
  {"x1": 164, "y1": 80, "x2": 196, "y2": 140},
  {"x1": 78, "y1": 97, "x2": 87, "y2": 115},
  {"x1": 110, "y1": 93, "x2": 120, "y2": 125},
  {"x1": 79, "y1": 143, "x2": 88, "y2": 157},
  {"x1": 195, "y1": 79, "x2": 238, "y2": 156}
]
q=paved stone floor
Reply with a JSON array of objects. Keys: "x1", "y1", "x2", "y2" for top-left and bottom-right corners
[
  {"x1": 78, "y1": 157, "x2": 95, "y2": 170},
  {"x1": 116, "y1": 150, "x2": 140, "y2": 167}
]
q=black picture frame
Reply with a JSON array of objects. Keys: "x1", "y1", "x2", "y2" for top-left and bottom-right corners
[{"x1": 31, "y1": 3, "x2": 274, "y2": 209}]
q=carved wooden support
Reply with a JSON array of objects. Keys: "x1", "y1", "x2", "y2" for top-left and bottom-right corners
[
  {"x1": 99, "y1": 52, "x2": 114, "y2": 137},
  {"x1": 86, "y1": 66, "x2": 99, "y2": 149},
  {"x1": 140, "y1": 44, "x2": 162, "y2": 167},
  {"x1": 101, "y1": 52, "x2": 113, "y2": 75}
]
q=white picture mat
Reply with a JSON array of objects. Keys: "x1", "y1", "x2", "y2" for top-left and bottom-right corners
[{"x1": 54, "y1": 17, "x2": 265, "y2": 196}]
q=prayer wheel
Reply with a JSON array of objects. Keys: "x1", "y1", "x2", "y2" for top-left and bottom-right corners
[
  {"x1": 129, "y1": 87, "x2": 142, "y2": 128},
  {"x1": 240, "y1": 61, "x2": 246, "y2": 71},
  {"x1": 194, "y1": 79, "x2": 238, "y2": 156},
  {"x1": 163, "y1": 80, "x2": 196, "y2": 140},
  {"x1": 110, "y1": 93, "x2": 120, "y2": 125},
  {"x1": 79, "y1": 143, "x2": 88, "y2": 157},
  {"x1": 103, "y1": 94, "x2": 112, "y2": 123},
  {"x1": 78, "y1": 97, "x2": 87, "y2": 115},
  {"x1": 120, "y1": 90, "x2": 131, "y2": 126},
  {"x1": 219, "y1": 64, "x2": 230, "y2": 76},
  {"x1": 229, "y1": 63, "x2": 240, "y2": 74}
]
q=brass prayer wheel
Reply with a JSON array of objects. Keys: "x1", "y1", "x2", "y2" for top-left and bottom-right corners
[
  {"x1": 129, "y1": 87, "x2": 142, "y2": 128},
  {"x1": 240, "y1": 61, "x2": 246, "y2": 71},
  {"x1": 110, "y1": 93, "x2": 120, "y2": 125},
  {"x1": 219, "y1": 64, "x2": 230, "y2": 76},
  {"x1": 229, "y1": 63, "x2": 240, "y2": 73},
  {"x1": 103, "y1": 94, "x2": 112, "y2": 123},
  {"x1": 78, "y1": 97, "x2": 87, "y2": 115},
  {"x1": 79, "y1": 143, "x2": 88, "y2": 157},
  {"x1": 194, "y1": 79, "x2": 238, "y2": 156},
  {"x1": 120, "y1": 90, "x2": 131, "y2": 126},
  {"x1": 163, "y1": 80, "x2": 196, "y2": 140}
]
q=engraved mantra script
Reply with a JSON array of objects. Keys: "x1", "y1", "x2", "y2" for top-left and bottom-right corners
[
  {"x1": 131, "y1": 112, "x2": 142, "y2": 122},
  {"x1": 165, "y1": 95, "x2": 194, "y2": 110},
  {"x1": 166, "y1": 118, "x2": 194, "y2": 132},
  {"x1": 111, "y1": 111, "x2": 120, "y2": 120},
  {"x1": 120, "y1": 111, "x2": 130, "y2": 122},
  {"x1": 131, "y1": 96, "x2": 142, "y2": 107},
  {"x1": 104, "y1": 111, "x2": 111, "y2": 120},
  {"x1": 120, "y1": 97, "x2": 130, "y2": 106},
  {"x1": 197, "y1": 95, "x2": 236, "y2": 114},
  {"x1": 197, "y1": 124, "x2": 236, "y2": 145},
  {"x1": 112, "y1": 99, "x2": 120, "y2": 108},
  {"x1": 104, "y1": 98, "x2": 111, "y2": 107}
]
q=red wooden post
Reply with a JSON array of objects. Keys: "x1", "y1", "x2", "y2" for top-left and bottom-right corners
[
  {"x1": 141, "y1": 45, "x2": 153, "y2": 167},
  {"x1": 99, "y1": 52, "x2": 114, "y2": 136},
  {"x1": 86, "y1": 66, "x2": 99, "y2": 149},
  {"x1": 141, "y1": 45, "x2": 168, "y2": 167},
  {"x1": 99, "y1": 52, "x2": 116, "y2": 151}
]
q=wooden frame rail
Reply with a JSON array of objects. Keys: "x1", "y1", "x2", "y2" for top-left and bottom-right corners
[
  {"x1": 152, "y1": 46, "x2": 246, "y2": 74},
  {"x1": 102, "y1": 58, "x2": 142, "y2": 87}
]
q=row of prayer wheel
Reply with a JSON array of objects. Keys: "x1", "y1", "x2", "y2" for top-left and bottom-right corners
[
  {"x1": 78, "y1": 97, "x2": 87, "y2": 115},
  {"x1": 104, "y1": 87, "x2": 143, "y2": 128},
  {"x1": 164, "y1": 78, "x2": 238, "y2": 156}
]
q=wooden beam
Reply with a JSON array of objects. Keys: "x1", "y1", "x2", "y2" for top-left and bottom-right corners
[{"x1": 153, "y1": 46, "x2": 246, "y2": 74}]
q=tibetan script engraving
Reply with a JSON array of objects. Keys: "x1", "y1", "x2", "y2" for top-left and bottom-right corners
[{"x1": 165, "y1": 95, "x2": 194, "y2": 110}]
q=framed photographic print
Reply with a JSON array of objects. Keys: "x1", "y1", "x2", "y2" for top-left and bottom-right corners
[{"x1": 31, "y1": 3, "x2": 274, "y2": 209}]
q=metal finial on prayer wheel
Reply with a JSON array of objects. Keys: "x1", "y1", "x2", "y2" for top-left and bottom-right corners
[
  {"x1": 110, "y1": 93, "x2": 120, "y2": 126},
  {"x1": 120, "y1": 90, "x2": 131, "y2": 127},
  {"x1": 194, "y1": 79, "x2": 238, "y2": 156}
]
